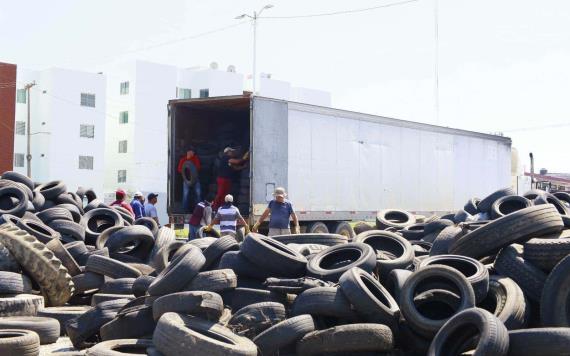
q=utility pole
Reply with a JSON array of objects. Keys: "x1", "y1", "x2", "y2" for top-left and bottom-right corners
[
  {"x1": 24, "y1": 81, "x2": 36, "y2": 178},
  {"x1": 434, "y1": 0, "x2": 440, "y2": 125},
  {"x1": 236, "y1": 4, "x2": 274, "y2": 94}
]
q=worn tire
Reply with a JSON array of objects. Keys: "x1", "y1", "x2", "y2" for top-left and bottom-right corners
[
  {"x1": 202, "y1": 235, "x2": 239, "y2": 269},
  {"x1": 0, "y1": 294, "x2": 44, "y2": 317},
  {"x1": 153, "y1": 312, "x2": 257, "y2": 356},
  {"x1": 228, "y1": 302, "x2": 287, "y2": 339},
  {"x1": 507, "y1": 328, "x2": 570, "y2": 356},
  {"x1": 104, "y1": 225, "x2": 154, "y2": 261},
  {"x1": 218, "y1": 251, "x2": 274, "y2": 280},
  {"x1": 222, "y1": 287, "x2": 287, "y2": 312},
  {"x1": 0, "y1": 186, "x2": 29, "y2": 217},
  {"x1": 45, "y1": 239, "x2": 82, "y2": 276},
  {"x1": 48, "y1": 220, "x2": 85, "y2": 242},
  {"x1": 491, "y1": 195, "x2": 532, "y2": 219},
  {"x1": 99, "y1": 305, "x2": 156, "y2": 341},
  {"x1": 0, "y1": 329, "x2": 40, "y2": 356},
  {"x1": 34, "y1": 180, "x2": 66, "y2": 200},
  {"x1": 100, "y1": 278, "x2": 136, "y2": 295},
  {"x1": 478, "y1": 187, "x2": 516, "y2": 213},
  {"x1": 0, "y1": 316, "x2": 59, "y2": 344},
  {"x1": 80, "y1": 208, "x2": 124, "y2": 245},
  {"x1": 376, "y1": 209, "x2": 416, "y2": 230},
  {"x1": 72, "y1": 272, "x2": 105, "y2": 294},
  {"x1": 477, "y1": 275, "x2": 528, "y2": 330},
  {"x1": 523, "y1": 233, "x2": 570, "y2": 271},
  {"x1": 253, "y1": 315, "x2": 315, "y2": 356},
  {"x1": 0, "y1": 224, "x2": 73, "y2": 306},
  {"x1": 271, "y1": 233, "x2": 348, "y2": 246},
  {"x1": 430, "y1": 225, "x2": 464, "y2": 256},
  {"x1": 534, "y1": 193, "x2": 570, "y2": 216},
  {"x1": 86, "y1": 255, "x2": 141, "y2": 279},
  {"x1": 38, "y1": 306, "x2": 90, "y2": 336},
  {"x1": 133, "y1": 217, "x2": 159, "y2": 236},
  {"x1": 306, "y1": 243, "x2": 376, "y2": 282},
  {"x1": 0, "y1": 271, "x2": 32, "y2": 294},
  {"x1": 385, "y1": 268, "x2": 413, "y2": 302},
  {"x1": 541, "y1": 255, "x2": 570, "y2": 326},
  {"x1": 450, "y1": 205, "x2": 563, "y2": 259},
  {"x1": 241, "y1": 233, "x2": 307, "y2": 278},
  {"x1": 2, "y1": 171, "x2": 34, "y2": 191},
  {"x1": 401, "y1": 223, "x2": 426, "y2": 241},
  {"x1": 464, "y1": 197, "x2": 481, "y2": 215},
  {"x1": 148, "y1": 246, "x2": 205, "y2": 296},
  {"x1": 86, "y1": 339, "x2": 153, "y2": 356},
  {"x1": 291, "y1": 287, "x2": 359, "y2": 320},
  {"x1": 183, "y1": 269, "x2": 237, "y2": 293},
  {"x1": 152, "y1": 291, "x2": 223, "y2": 321}
]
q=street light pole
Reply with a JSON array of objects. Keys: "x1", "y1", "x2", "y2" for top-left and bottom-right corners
[
  {"x1": 236, "y1": 4, "x2": 274, "y2": 94},
  {"x1": 24, "y1": 81, "x2": 36, "y2": 178}
]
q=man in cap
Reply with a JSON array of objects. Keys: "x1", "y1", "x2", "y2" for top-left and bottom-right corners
[
  {"x1": 130, "y1": 191, "x2": 145, "y2": 220},
  {"x1": 212, "y1": 147, "x2": 248, "y2": 211},
  {"x1": 253, "y1": 187, "x2": 299, "y2": 236},
  {"x1": 111, "y1": 189, "x2": 134, "y2": 217},
  {"x1": 144, "y1": 193, "x2": 159, "y2": 225},
  {"x1": 207, "y1": 194, "x2": 249, "y2": 238}
]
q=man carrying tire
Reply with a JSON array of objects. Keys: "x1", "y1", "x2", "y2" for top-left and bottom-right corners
[
  {"x1": 252, "y1": 187, "x2": 300, "y2": 237},
  {"x1": 188, "y1": 194, "x2": 214, "y2": 240},
  {"x1": 212, "y1": 147, "x2": 248, "y2": 211},
  {"x1": 177, "y1": 148, "x2": 201, "y2": 212},
  {"x1": 206, "y1": 194, "x2": 249, "y2": 238}
]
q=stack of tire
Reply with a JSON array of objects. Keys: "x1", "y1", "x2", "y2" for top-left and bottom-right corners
[{"x1": 1, "y1": 170, "x2": 570, "y2": 355}]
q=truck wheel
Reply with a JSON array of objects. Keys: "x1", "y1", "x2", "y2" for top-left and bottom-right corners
[
  {"x1": 307, "y1": 221, "x2": 328, "y2": 234},
  {"x1": 329, "y1": 221, "x2": 355, "y2": 239}
]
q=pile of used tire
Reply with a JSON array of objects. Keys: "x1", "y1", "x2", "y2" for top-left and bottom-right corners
[{"x1": 1, "y1": 171, "x2": 570, "y2": 355}]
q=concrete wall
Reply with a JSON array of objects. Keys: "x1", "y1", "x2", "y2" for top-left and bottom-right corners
[{"x1": 0, "y1": 63, "x2": 16, "y2": 173}]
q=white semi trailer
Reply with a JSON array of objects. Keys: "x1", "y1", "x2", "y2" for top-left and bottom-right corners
[{"x1": 167, "y1": 95, "x2": 511, "y2": 235}]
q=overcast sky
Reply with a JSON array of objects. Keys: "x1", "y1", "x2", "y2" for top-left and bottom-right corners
[{"x1": 1, "y1": 0, "x2": 569, "y2": 173}]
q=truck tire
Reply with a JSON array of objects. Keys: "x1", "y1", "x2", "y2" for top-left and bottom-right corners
[
  {"x1": 329, "y1": 221, "x2": 355, "y2": 239},
  {"x1": 540, "y1": 255, "x2": 570, "y2": 326},
  {"x1": 376, "y1": 209, "x2": 416, "y2": 230},
  {"x1": 523, "y1": 234, "x2": 570, "y2": 271},
  {"x1": 253, "y1": 315, "x2": 315, "y2": 356},
  {"x1": 477, "y1": 275, "x2": 528, "y2": 330},
  {"x1": 306, "y1": 221, "x2": 329, "y2": 234},
  {"x1": 306, "y1": 243, "x2": 376, "y2": 282},
  {"x1": 241, "y1": 233, "x2": 307, "y2": 278},
  {"x1": 0, "y1": 224, "x2": 73, "y2": 306},
  {"x1": 271, "y1": 233, "x2": 348, "y2": 246},
  {"x1": 0, "y1": 329, "x2": 40, "y2": 356},
  {"x1": 491, "y1": 195, "x2": 532, "y2": 219},
  {"x1": 153, "y1": 312, "x2": 257, "y2": 356},
  {"x1": 81, "y1": 208, "x2": 124, "y2": 245},
  {"x1": 427, "y1": 308, "x2": 509, "y2": 356},
  {"x1": 449, "y1": 205, "x2": 563, "y2": 259},
  {"x1": 353, "y1": 222, "x2": 373, "y2": 235},
  {"x1": 297, "y1": 323, "x2": 393, "y2": 356},
  {"x1": 508, "y1": 328, "x2": 570, "y2": 356},
  {"x1": 534, "y1": 193, "x2": 569, "y2": 216}
]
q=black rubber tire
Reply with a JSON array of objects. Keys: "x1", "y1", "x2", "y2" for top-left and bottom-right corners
[
  {"x1": 0, "y1": 186, "x2": 29, "y2": 218},
  {"x1": 112, "y1": 206, "x2": 134, "y2": 225},
  {"x1": 148, "y1": 246, "x2": 205, "y2": 296},
  {"x1": 418, "y1": 254, "x2": 489, "y2": 302},
  {"x1": 153, "y1": 312, "x2": 257, "y2": 356},
  {"x1": 453, "y1": 209, "x2": 473, "y2": 223},
  {"x1": 540, "y1": 255, "x2": 570, "y2": 326},
  {"x1": 86, "y1": 339, "x2": 153, "y2": 356},
  {"x1": 450, "y1": 204, "x2": 563, "y2": 259},
  {"x1": 45, "y1": 238, "x2": 82, "y2": 276},
  {"x1": 523, "y1": 189, "x2": 546, "y2": 200},
  {"x1": 71, "y1": 272, "x2": 105, "y2": 294},
  {"x1": 148, "y1": 229, "x2": 178, "y2": 272},
  {"x1": 291, "y1": 287, "x2": 359, "y2": 320},
  {"x1": 253, "y1": 315, "x2": 315, "y2": 356},
  {"x1": 354, "y1": 230, "x2": 414, "y2": 279},
  {"x1": 376, "y1": 209, "x2": 416, "y2": 230},
  {"x1": 477, "y1": 275, "x2": 528, "y2": 330},
  {"x1": 85, "y1": 255, "x2": 141, "y2": 279},
  {"x1": 424, "y1": 219, "x2": 454, "y2": 235},
  {"x1": 464, "y1": 197, "x2": 481, "y2": 215},
  {"x1": 385, "y1": 268, "x2": 413, "y2": 302},
  {"x1": 65, "y1": 299, "x2": 130, "y2": 350},
  {"x1": 37, "y1": 306, "x2": 90, "y2": 336},
  {"x1": 183, "y1": 269, "x2": 237, "y2": 293},
  {"x1": 427, "y1": 307, "x2": 509, "y2": 356},
  {"x1": 534, "y1": 192, "x2": 570, "y2": 216},
  {"x1": 202, "y1": 235, "x2": 239, "y2": 269},
  {"x1": 271, "y1": 233, "x2": 348, "y2": 246},
  {"x1": 0, "y1": 271, "x2": 32, "y2": 294},
  {"x1": 65, "y1": 241, "x2": 89, "y2": 260},
  {"x1": 400, "y1": 265, "x2": 476, "y2": 337},
  {"x1": 84, "y1": 199, "x2": 103, "y2": 213},
  {"x1": 228, "y1": 302, "x2": 287, "y2": 339},
  {"x1": 554, "y1": 191, "x2": 570, "y2": 206},
  {"x1": 329, "y1": 221, "x2": 355, "y2": 239},
  {"x1": 430, "y1": 225, "x2": 464, "y2": 256},
  {"x1": 91, "y1": 294, "x2": 135, "y2": 306},
  {"x1": 222, "y1": 287, "x2": 287, "y2": 312},
  {"x1": 132, "y1": 275, "x2": 155, "y2": 297},
  {"x1": 104, "y1": 225, "x2": 154, "y2": 261},
  {"x1": 133, "y1": 217, "x2": 159, "y2": 236},
  {"x1": 16, "y1": 218, "x2": 60, "y2": 244},
  {"x1": 36, "y1": 207, "x2": 73, "y2": 224},
  {"x1": 523, "y1": 232, "x2": 570, "y2": 271},
  {"x1": 338, "y1": 267, "x2": 399, "y2": 332},
  {"x1": 401, "y1": 223, "x2": 426, "y2": 240},
  {"x1": 478, "y1": 187, "x2": 516, "y2": 213},
  {"x1": 507, "y1": 328, "x2": 570, "y2": 356},
  {"x1": 353, "y1": 222, "x2": 374, "y2": 235},
  {"x1": 0, "y1": 294, "x2": 44, "y2": 317},
  {"x1": 241, "y1": 233, "x2": 307, "y2": 278},
  {"x1": 491, "y1": 195, "x2": 532, "y2": 220},
  {"x1": 0, "y1": 316, "x2": 60, "y2": 344},
  {"x1": 297, "y1": 323, "x2": 394, "y2": 356},
  {"x1": 100, "y1": 278, "x2": 136, "y2": 295},
  {"x1": 0, "y1": 329, "x2": 40, "y2": 356},
  {"x1": 80, "y1": 208, "x2": 124, "y2": 245},
  {"x1": 218, "y1": 251, "x2": 274, "y2": 280},
  {"x1": 306, "y1": 221, "x2": 329, "y2": 234},
  {"x1": 48, "y1": 219, "x2": 85, "y2": 242},
  {"x1": 34, "y1": 180, "x2": 66, "y2": 200},
  {"x1": 99, "y1": 305, "x2": 156, "y2": 341},
  {"x1": 494, "y1": 244, "x2": 546, "y2": 302},
  {"x1": 2, "y1": 171, "x2": 34, "y2": 191},
  {"x1": 152, "y1": 291, "x2": 223, "y2": 321},
  {"x1": 30, "y1": 191, "x2": 45, "y2": 212},
  {"x1": 306, "y1": 243, "x2": 376, "y2": 282},
  {"x1": 56, "y1": 203, "x2": 83, "y2": 223}
]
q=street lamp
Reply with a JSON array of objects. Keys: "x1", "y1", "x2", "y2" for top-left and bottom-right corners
[{"x1": 235, "y1": 4, "x2": 274, "y2": 94}]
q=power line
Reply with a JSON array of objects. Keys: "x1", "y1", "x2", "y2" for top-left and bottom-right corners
[{"x1": 262, "y1": 0, "x2": 419, "y2": 19}]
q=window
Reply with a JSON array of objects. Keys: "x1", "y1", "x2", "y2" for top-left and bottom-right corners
[
  {"x1": 78, "y1": 155, "x2": 94, "y2": 170},
  {"x1": 15, "y1": 121, "x2": 25, "y2": 135},
  {"x1": 80, "y1": 93, "x2": 96, "y2": 107},
  {"x1": 117, "y1": 170, "x2": 127, "y2": 183},
  {"x1": 118, "y1": 140, "x2": 128, "y2": 153},
  {"x1": 16, "y1": 89, "x2": 26, "y2": 104},
  {"x1": 120, "y1": 81, "x2": 129, "y2": 95},
  {"x1": 14, "y1": 153, "x2": 25, "y2": 167},
  {"x1": 177, "y1": 88, "x2": 191, "y2": 99},
  {"x1": 80, "y1": 124, "x2": 94, "y2": 138},
  {"x1": 119, "y1": 111, "x2": 128, "y2": 124},
  {"x1": 199, "y1": 89, "x2": 209, "y2": 98}
]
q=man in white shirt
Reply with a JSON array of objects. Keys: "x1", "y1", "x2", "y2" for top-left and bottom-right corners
[{"x1": 144, "y1": 193, "x2": 159, "y2": 225}]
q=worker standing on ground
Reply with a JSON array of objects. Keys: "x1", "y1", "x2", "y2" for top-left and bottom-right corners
[
  {"x1": 207, "y1": 194, "x2": 249, "y2": 238},
  {"x1": 110, "y1": 189, "x2": 134, "y2": 217},
  {"x1": 130, "y1": 191, "x2": 145, "y2": 220},
  {"x1": 144, "y1": 193, "x2": 159, "y2": 225},
  {"x1": 177, "y1": 147, "x2": 201, "y2": 212},
  {"x1": 188, "y1": 194, "x2": 214, "y2": 240},
  {"x1": 253, "y1": 187, "x2": 300, "y2": 236},
  {"x1": 212, "y1": 147, "x2": 248, "y2": 211}
]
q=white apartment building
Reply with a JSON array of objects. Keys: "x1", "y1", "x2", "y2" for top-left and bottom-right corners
[{"x1": 13, "y1": 67, "x2": 106, "y2": 194}]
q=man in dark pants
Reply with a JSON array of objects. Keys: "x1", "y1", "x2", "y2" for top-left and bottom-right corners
[
  {"x1": 253, "y1": 187, "x2": 300, "y2": 236},
  {"x1": 212, "y1": 147, "x2": 247, "y2": 211}
]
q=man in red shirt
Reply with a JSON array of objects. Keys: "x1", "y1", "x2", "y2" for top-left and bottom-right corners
[
  {"x1": 110, "y1": 189, "x2": 134, "y2": 217},
  {"x1": 177, "y1": 148, "x2": 201, "y2": 212}
]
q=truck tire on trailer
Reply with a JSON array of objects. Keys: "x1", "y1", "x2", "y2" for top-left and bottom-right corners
[
  {"x1": 329, "y1": 221, "x2": 355, "y2": 239},
  {"x1": 306, "y1": 221, "x2": 329, "y2": 234}
]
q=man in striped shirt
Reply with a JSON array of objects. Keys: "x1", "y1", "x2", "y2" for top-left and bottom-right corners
[{"x1": 207, "y1": 194, "x2": 249, "y2": 238}]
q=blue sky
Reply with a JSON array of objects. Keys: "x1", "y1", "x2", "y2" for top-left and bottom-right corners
[{"x1": 2, "y1": 0, "x2": 569, "y2": 172}]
